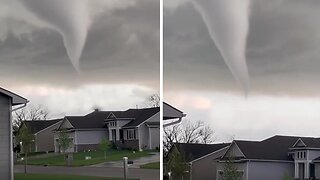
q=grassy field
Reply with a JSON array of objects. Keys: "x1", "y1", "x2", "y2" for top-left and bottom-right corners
[
  {"x1": 140, "y1": 162, "x2": 160, "y2": 169},
  {"x1": 15, "y1": 173, "x2": 139, "y2": 180},
  {"x1": 20, "y1": 150, "x2": 152, "y2": 166}
]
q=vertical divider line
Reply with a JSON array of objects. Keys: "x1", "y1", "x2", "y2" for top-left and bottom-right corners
[{"x1": 159, "y1": 0, "x2": 164, "y2": 179}]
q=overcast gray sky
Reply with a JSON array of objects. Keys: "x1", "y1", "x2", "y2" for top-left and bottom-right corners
[
  {"x1": 0, "y1": 0, "x2": 159, "y2": 117},
  {"x1": 164, "y1": 0, "x2": 320, "y2": 142}
]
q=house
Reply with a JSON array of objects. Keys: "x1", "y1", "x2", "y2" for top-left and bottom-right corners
[
  {"x1": 218, "y1": 135, "x2": 320, "y2": 180},
  {"x1": 54, "y1": 107, "x2": 160, "y2": 152},
  {"x1": 0, "y1": 87, "x2": 28, "y2": 180},
  {"x1": 21, "y1": 119, "x2": 62, "y2": 152},
  {"x1": 169, "y1": 135, "x2": 320, "y2": 180},
  {"x1": 163, "y1": 102, "x2": 186, "y2": 127},
  {"x1": 167, "y1": 143, "x2": 230, "y2": 180}
]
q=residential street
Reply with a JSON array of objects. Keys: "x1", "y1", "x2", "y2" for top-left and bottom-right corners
[{"x1": 15, "y1": 165, "x2": 160, "y2": 180}]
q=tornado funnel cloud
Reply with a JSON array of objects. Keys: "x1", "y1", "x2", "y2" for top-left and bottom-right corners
[
  {"x1": 192, "y1": 0, "x2": 250, "y2": 93},
  {"x1": 20, "y1": 0, "x2": 89, "y2": 72}
]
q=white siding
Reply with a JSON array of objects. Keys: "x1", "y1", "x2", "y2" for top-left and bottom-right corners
[
  {"x1": 149, "y1": 127, "x2": 160, "y2": 149},
  {"x1": 138, "y1": 124, "x2": 149, "y2": 150}
]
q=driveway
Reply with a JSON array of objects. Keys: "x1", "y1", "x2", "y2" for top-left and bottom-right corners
[
  {"x1": 90, "y1": 152, "x2": 160, "y2": 168},
  {"x1": 15, "y1": 165, "x2": 159, "y2": 180}
]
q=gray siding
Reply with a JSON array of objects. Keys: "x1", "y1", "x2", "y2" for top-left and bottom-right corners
[
  {"x1": 191, "y1": 148, "x2": 227, "y2": 180},
  {"x1": 75, "y1": 130, "x2": 108, "y2": 145},
  {"x1": 315, "y1": 164, "x2": 320, "y2": 179},
  {"x1": 0, "y1": 94, "x2": 12, "y2": 180},
  {"x1": 35, "y1": 121, "x2": 61, "y2": 152},
  {"x1": 54, "y1": 131, "x2": 76, "y2": 153},
  {"x1": 217, "y1": 162, "x2": 247, "y2": 180},
  {"x1": 147, "y1": 113, "x2": 160, "y2": 122},
  {"x1": 248, "y1": 161, "x2": 294, "y2": 180},
  {"x1": 217, "y1": 161, "x2": 294, "y2": 180},
  {"x1": 164, "y1": 103, "x2": 183, "y2": 118}
]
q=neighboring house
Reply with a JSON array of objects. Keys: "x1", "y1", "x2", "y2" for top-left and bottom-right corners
[
  {"x1": 54, "y1": 107, "x2": 160, "y2": 152},
  {"x1": 218, "y1": 135, "x2": 320, "y2": 180},
  {"x1": 0, "y1": 87, "x2": 28, "y2": 180},
  {"x1": 170, "y1": 135, "x2": 320, "y2": 180},
  {"x1": 163, "y1": 102, "x2": 186, "y2": 127},
  {"x1": 21, "y1": 119, "x2": 62, "y2": 152},
  {"x1": 54, "y1": 112, "x2": 110, "y2": 153},
  {"x1": 166, "y1": 143, "x2": 230, "y2": 180}
]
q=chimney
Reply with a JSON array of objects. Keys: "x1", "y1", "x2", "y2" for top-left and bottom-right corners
[{"x1": 94, "y1": 108, "x2": 100, "y2": 112}]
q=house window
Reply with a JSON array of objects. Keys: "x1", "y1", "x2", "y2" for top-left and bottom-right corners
[
  {"x1": 297, "y1": 151, "x2": 306, "y2": 159},
  {"x1": 126, "y1": 129, "x2": 136, "y2": 140},
  {"x1": 109, "y1": 121, "x2": 117, "y2": 127}
]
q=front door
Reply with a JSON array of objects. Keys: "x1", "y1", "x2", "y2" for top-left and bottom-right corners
[
  {"x1": 299, "y1": 163, "x2": 305, "y2": 180},
  {"x1": 310, "y1": 164, "x2": 315, "y2": 179},
  {"x1": 112, "y1": 129, "x2": 116, "y2": 142},
  {"x1": 119, "y1": 129, "x2": 124, "y2": 143}
]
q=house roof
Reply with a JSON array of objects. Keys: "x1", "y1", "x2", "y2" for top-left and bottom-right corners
[
  {"x1": 23, "y1": 119, "x2": 62, "y2": 134},
  {"x1": 295, "y1": 137, "x2": 320, "y2": 148},
  {"x1": 0, "y1": 87, "x2": 28, "y2": 106},
  {"x1": 312, "y1": 156, "x2": 320, "y2": 162},
  {"x1": 145, "y1": 122, "x2": 160, "y2": 126},
  {"x1": 122, "y1": 107, "x2": 159, "y2": 128},
  {"x1": 227, "y1": 135, "x2": 320, "y2": 161},
  {"x1": 64, "y1": 111, "x2": 113, "y2": 129},
  {"x1": 163, "y1": 102, "x2": 184, "y2": 120},
  {"x1": 61, "y1": 107, "x2": 159, "y2": 130},
  {"x1": 174, "y1": 143, "x2": 230, "y2": 162}
]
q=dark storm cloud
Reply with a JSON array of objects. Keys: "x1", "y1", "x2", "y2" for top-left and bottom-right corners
[
  {"x1": 0, "y1": 0, "x2": 159, "y2": 89},
  {"x1": 164, "y1": 0, "x2": 320, "y2": 96}
]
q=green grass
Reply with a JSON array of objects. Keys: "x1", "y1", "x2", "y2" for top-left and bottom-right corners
[
  {"x1": 15, "y1": 173, "x2": 138, "y2": 180},
  {"x1": 140, "y1": 162, "x2": 160, "y2": 169},
  {"x1": 19, "y1": 150, "x2": 151, "y2": 166}
]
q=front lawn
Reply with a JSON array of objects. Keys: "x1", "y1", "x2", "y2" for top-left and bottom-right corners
[
  {"x1": 19, "y1": 150, "x2": 151, "y2": 166},
  {"x1": 15, "y1": 173, "x2": 139, "y2": 180},
  {"x1": 140, "y1": 162, "x2": 160, "y2": 169}
]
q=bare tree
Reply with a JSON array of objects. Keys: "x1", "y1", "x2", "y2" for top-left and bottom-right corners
[
  {"x1": 164, "y1": 119, "x2": 215, "y2": 153},
  {"x1": 180, "y1": 120, "x2": 204, "y2": 143},
  {"x1": 199, "y1": 125, "x2": 215, "y2": 144},
  {"x1": 146, "y1": 94, "x2": 160, "y2": 107},
  {"x1": 164, "y1": 124, "x2": 180, "y2": 153},
  {"x1": 13, "y1": 105, "x2": 50, "y2": 128}
]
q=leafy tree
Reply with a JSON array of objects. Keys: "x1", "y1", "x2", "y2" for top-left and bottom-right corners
[
  {"x1": 58, "y1": 129, "x2": 72, "y2": 154},
  {"x1": 282, "y1": 174, "x2": 294, "y2": 180},
  {"x1": 99, "y1": 138, "x2": 111, "y2": 160},
  {"x1": 17, "y1": 123, "x2": 35, "y2": 174},
  {"x1": 57, "y1": 129, "x2": 73, "y2": 165},
  {"x1": 166, "y1": 146, "x2": 189, "y2": 180},
  {"x1": 221, "y1": 157, "x2": 243, "y2": 180}
]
